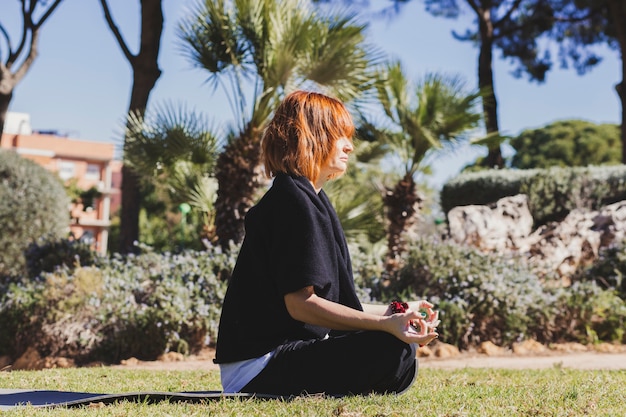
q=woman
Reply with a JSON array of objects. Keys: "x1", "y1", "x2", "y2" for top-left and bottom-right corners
[{"x1": 214, "y1": 90, "x2": 439, "y2": 397}]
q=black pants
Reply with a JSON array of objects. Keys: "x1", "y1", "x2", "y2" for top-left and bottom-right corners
[{"x1": 241, "y1": 331, "x2": 417, "y2": 397}]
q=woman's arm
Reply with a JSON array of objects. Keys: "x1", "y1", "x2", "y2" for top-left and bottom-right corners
[
  {"x1": 284, "y1": 286, "x2": 438, "y2": 346},
  {"x1": 361, "y1": 303, "x2": 390, "y2": 316}
]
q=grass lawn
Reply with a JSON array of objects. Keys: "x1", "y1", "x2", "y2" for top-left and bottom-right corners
[{"x1": 1, "y1": 367, "x2": 625, "y2": 416}]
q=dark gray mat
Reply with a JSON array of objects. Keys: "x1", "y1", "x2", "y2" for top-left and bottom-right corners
[{"x1": 0, "y1": 389, "x2": 279, "y2": 409}]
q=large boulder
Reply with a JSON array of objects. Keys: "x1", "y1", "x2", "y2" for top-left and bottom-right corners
[
  {"x1": 447, "y1": 194, "x2": 533, "y2": 251},
  {"x1": 448, "y1": 196, "x2": 626, "y2": 281}
]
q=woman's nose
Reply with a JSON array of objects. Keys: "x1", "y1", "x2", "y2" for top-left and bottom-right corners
[{"x1": 344, "y1": 140, "x2": 354, "y2": 153}]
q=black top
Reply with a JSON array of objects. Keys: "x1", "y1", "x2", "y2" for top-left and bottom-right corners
[{"x1": 214, "y1": 174, "x2": 362, "y2": 364}]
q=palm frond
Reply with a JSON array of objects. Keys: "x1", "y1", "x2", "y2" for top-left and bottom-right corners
[{"x1": 123, "y1": 102, "x2": 220, "y2": 197}]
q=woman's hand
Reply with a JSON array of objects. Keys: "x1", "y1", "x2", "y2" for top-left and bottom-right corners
[
  {"x1": 384, "y1": 300, "x2": 440, "y2": 346},
  {"x1": 384, "y1": 310, "x2": 439, "y2": 346}
]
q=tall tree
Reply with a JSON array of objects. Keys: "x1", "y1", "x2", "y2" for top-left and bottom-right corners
[
  {"x1": 510, "y1": 119, "x2": 621, "y2": 168},
  {"x1": 373, "y1": 61, "x2": 482, "y2": 274},
  {"x1": 178, "y1": 0, "x2": 378, "y2": 248},
  {"x1": 550, "y1": 0, "x2": 626, "y2": 163},
  {"x1": 422, "y1": 0, "x2": 567, "y2": 169},
  {"x1": 0, "y1": 0, "x2": 64, "y2": 134},
  {"x1": 607, "y1": 0, "x2": 626, "y2": 163},
  {"x1": 99, "y1": 0, "x2": 164, "y2": 253}
]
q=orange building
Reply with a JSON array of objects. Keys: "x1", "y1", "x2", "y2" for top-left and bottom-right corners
[{"x1": 1, "y1": 113, "x2": 121, "y2": 254}]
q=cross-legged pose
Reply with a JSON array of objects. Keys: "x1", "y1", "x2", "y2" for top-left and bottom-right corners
[{"x1": 214, "y1": 90, "x2": 439, "y2": 397}]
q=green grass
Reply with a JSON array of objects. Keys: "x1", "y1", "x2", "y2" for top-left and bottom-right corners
[{"x1": 1, "y1": 367, "x2": 625, "y2": 416}]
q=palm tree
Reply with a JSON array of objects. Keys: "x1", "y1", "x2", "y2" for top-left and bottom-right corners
[
  {"x1": 373, "y1": 60, "x2": 483, "y2": 275},
  {"x1": 177, "y1": 0, "x2": 379, "y2": 249},
  {"x1": 123, "y1": 102, "x2": 221, "y2": 244}
]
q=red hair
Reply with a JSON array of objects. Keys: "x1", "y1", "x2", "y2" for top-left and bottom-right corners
[{"x1": 262, "y1": 90, "x2": 354, "y2": 182}]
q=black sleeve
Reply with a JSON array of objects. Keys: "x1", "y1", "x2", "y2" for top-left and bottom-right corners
[{"x1": 268, "y1": 192, "x2": 334, "y2": 297}]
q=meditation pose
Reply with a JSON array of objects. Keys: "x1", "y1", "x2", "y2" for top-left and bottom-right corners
[{"x1": 214, "y1": 90, "x2": 439, "y2": 396}]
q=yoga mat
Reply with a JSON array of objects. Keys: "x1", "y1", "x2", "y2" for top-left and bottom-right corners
[{"x1": 0, "y1": 389, "x2": 279, "y2": 409}]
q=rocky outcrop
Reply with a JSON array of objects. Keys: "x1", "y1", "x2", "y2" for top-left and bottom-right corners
[
  {"x1": 448, "y1": 194, "x2": 533, "y2": 251},
  {"x1": 448, "y1": 196, "x2": 626, "y2": 281}
]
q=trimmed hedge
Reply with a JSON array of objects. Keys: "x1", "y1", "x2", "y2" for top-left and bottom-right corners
[
  {"x1": 0, "y1": 150, "x2": 70, "y2": 277},
  {"x1": 441, "y1": 165, "x2": 626, "y2": 226}
]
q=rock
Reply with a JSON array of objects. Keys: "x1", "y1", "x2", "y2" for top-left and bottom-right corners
[
  {"x1": 12, "y1": 347, "x2": 43, "y2": 370},
  {"x1": 42, "y1": 356, "x2": 75, "y2": 369},
  {"x1": 158, "y1": 352, "x2": 185, "y2": 362},
  {"x1": 448, "y1": 194, "x2": 533, "y2": 251},
  {"x1": 550, "y1": 342, "x2": 589, "y2": 353},
  {"x1": 448, "y1": 197, "x2": 626, "y2": 282},
  {"x1": 417, "y1": 345, "x2": 433, "y2": 358},
  {"x1": 433, "y1": 342, "x2": 460, "y2": 358},
  {"x1": 512, "y1": 339, "x2": 548, "y2": 355},
  {"x1": 477, "y1": 341, "x2": 507, "y2": 356},
  {"x1": 593, "y1": 343, "x2": 625, "y2": 353}
]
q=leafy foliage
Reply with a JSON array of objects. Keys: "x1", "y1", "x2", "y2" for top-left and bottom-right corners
[
  {"x1": 383, "y1": 237, "x2": 552, "y2": 348},
  {"x1": 0, "y1": 150, "x2": 70, "y2": 277},
  {"x1": 574, "y1": 239, "x2": 626, "y2": 300},
  {"x1": 123, "y1": 102, "x2": 221, "y2": 245},
  {"x1": 378, "y1": 237, "x2": 626, "y2": 347},
  {"x1": 423, "y1": 0, "x2": 606, "y2": 82},
  {"x1": 25, "y1": 236, "x2": 98, "y2": 279},
  {"x1": 368, "y1": 61, "x2": 483, "y2": 271},
  {"x1": 510, "y1": 120, "x2": 621, "y2": 168},
  {"x1": 178, "y1": 0, "x2": 381, "y2": 247},
  {"x1": 0, "y1": 245, "x2": 235, "y2": 363}
]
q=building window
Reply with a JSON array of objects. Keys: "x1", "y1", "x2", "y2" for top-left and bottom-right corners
[
  {"x1": 85, "y1": 163, "x2": 101, "y2": 181},
  {"x1": 58, "y1": 161, "x2": 76, "y2": 180}
]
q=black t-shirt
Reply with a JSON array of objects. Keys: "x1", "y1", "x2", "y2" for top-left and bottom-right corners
[{"x1": 214, "y1": 174, "x2": 362, "y2": 364}]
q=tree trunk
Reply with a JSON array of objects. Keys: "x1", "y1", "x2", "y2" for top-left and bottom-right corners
[
  {"x1": 477, "y1": 9, "x2": 504, "y2": 168},
  {"x1": 383, "y1": 174, "x2": 422, "y2": 276},
  {"x1": 214, "y1": 124, "x2": 263, "y2": 249},
  {"x1": 114, "y1": 0, "x2": 163, "y2": 253},
  {"x1": 606, "y1": 0, "x2": 626, "y2": 163},
  {"x1": 0, "y1": 92, "x2": 11, "y2": 135}
]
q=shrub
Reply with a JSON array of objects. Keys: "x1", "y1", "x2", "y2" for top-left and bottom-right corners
[
  {"x1": 0, "y1": 244, "x2": 234, "y2": 364},
  {"x1": 545, "y1": 282, "x2": 626, "y2": 344},
  {"x1": 0, "y1": 150, "x2": 70, "y2": 277},
  {"x1": 376, "y1": 237, "x2": 626, "y2": 348},
  {"x1": 382, "y1": 237, "x2": 552, "y2": 349},
  {"x1": 573, "y1": 239, "x2": 626, "y2": 300},
  {"x1": 25, "y1": 236, "x2": 99, "y2": 279},
  {"x1": 440, "y1": 168, "x2": 536, "y2": 214}
]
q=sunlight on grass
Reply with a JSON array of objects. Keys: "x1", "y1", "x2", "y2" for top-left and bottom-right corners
[{"x1": 1, "y1": 367, "x2": 625, "y2": 416}]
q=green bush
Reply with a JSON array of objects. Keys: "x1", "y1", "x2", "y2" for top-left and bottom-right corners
[
  {"x1": 25, "y1": 236, "x2": 98, "y2": 279},
  {"x1": 0, "y1": 150, "x2": 70, "y2": 277},
  {"x1": 0, "y1": 244, "x2": 234, "y2": 364},
  {"x1": 573, "y1": 239, "x2": 626, "y2": 300},
  {"x1": 510, "y1": 119, "x2": 621, "y2": 169},
  {"x1": 381, "y1": 238, "x2": 552, "y2": 349},
  {"x1": 378, "y1": 237, "x2": 626, "y2": 348},
  {"x1": 546, "y1": 282, "x2": 626, "y2": 344}
]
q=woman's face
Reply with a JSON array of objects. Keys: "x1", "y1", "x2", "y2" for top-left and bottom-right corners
[{"x1": 320, "y1": 136, "x2": 354, "y2": 180}]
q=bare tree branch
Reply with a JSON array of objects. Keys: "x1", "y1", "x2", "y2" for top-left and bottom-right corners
[
  {"x1": 99, "y1": 0, "x2": 134, "y2": 62},
  {"x1": 33, "y1": 0, "x2": 64, "y2": 29}
]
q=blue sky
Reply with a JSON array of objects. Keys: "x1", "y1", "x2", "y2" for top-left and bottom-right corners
[{"x1": 2, "y1": 0, "x2": 621, "y2": 189}]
